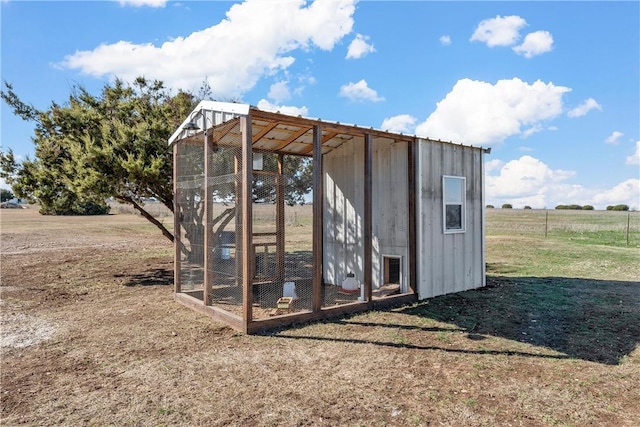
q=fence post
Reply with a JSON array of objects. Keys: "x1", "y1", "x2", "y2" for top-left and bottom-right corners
[{"x1": 545, "y1": 210, "x2": 549, "y2": 238}]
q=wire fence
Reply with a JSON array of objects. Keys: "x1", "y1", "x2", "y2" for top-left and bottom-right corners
[{"x1": 485, "y1": 209, "x2": 640, "y2": 247}]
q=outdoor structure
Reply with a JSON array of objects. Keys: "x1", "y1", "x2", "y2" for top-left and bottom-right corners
[{"x1": 169, "y1": 101, "x2": 489, "y2": 333}]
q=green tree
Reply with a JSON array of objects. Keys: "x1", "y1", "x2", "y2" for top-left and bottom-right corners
[
  {"x1": 1, "y1": 78, "x2": 314, "y2": 256},
  {"x1": 0, "y1": 188, "x2": 14, "y2": 202},
  {"x1": 501, "y1": 203, "x2": 513, "y2": 209},
  {"x1": 1, "y1": 78, "x2": 195, "y2": 233}
]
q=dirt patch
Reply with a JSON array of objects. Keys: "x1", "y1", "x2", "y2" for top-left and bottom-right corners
[{"x1": 1, "y1": 208, "x2": 639, "y2": 426}]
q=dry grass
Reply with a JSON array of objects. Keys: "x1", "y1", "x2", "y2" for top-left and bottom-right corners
[{"x1": 1, "y1": 207, "x2": 639, "y2": 426}]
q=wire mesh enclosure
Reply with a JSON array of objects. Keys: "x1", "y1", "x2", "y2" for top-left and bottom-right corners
[{"x1": 172, "y1": 104, "x2": 424, "y2": 333}]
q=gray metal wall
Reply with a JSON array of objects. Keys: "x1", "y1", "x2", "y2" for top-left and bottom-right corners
[
  {"x1": 323, "y1": 137, "x2": 411, "y2": 292},
  {"x1": 417, "y1": 139, "x2": 485, "y2": 299}
]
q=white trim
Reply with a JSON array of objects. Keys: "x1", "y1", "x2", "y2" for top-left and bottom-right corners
[
  {"x1": 442, "y1": 175, "x2": 466, "y2": 234},
  {"x1": 168, "y1": 101, "x2": 250, "y2": 145},
  {"x1": 381, "y1": 254, "x2": 404, "y2": 293}
]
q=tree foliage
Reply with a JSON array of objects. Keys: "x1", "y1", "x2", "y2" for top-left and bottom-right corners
[
  {"x1": 0, "y1": 188, "x2": 14, "y2": 202},
  {"x1": 1, "y1": 78, "x2": 315, "y2": 251},
  {"x1": 606, "y1": 204, "x2": 629, "y2": 211},
  {"x1": 1, "y1": 78, "x2": 196, "y2": 229}
]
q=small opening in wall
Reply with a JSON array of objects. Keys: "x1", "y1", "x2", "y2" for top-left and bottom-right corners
[
  {"x1": 375, "y1": 255, "x2": 402, "y2": 299},
  {"x1": 384, "y1": 256, "x2": 401, "y2": 284}
]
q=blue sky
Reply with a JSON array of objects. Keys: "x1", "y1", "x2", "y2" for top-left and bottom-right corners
[{"x1": 1, "y1": 0, "x2": 639, "y2": 209}]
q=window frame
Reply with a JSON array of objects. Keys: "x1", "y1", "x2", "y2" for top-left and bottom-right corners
[{"x1": 442, "y1": 175, "x2": 466, "y2": 234}]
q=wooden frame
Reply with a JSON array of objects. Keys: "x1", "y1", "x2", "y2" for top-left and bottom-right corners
[{"x1": 172, "y1": 107, "x2": 435, "y2": 334}]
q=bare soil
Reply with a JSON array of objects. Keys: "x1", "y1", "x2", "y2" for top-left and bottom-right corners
[{"x1": 1, "y1": 208, "x2": 639, "y2": 426}]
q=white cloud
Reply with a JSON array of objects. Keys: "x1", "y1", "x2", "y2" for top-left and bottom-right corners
[
  {"x1": 60, "y1": 0, "x2": 357, "y2": 97},
  {"x1": 268, "y1": 81, "x2": 291, "y2": 103},
  {"x1": 567, "y1": 98, "x2": 602, "y2": 118},
  {"x1": 484, "y1": 159, "x2": 504, "y2": 173},
  {"x1": 339, "y1": 79, "x2": 384, "y2": 102},
  {"x1": 118, "y1": 0, "x2": 167, "y2": 7},
  {"x1": 486, "y1": 155, "x2": 580, "y2": 208},
  {"x1": 605, "y1": 131, "x2": 624, "y2": 145},
  {"x1": 512, "y1": 30, "x2": 553, "y2": 58},
  {"x1": 256, "y1": 99, "x2": 308, "y2": 117},
  {"x1": 521, "y1": 124, "x2": 543, "y2": 138},
  {"x1": 486, "y1": 155, "x2": 640, "y2": 209},
  {"x1": 415, "y1": 78, "x2": 570, "y2": 145},
  {"x1": 626, "y1": 141, "x2": 640, "y2": 165},
  {"x1": 381, "y1": 114, "x2": 417, "y2": 134},
  {"x1": 592, "y1": 179, "x2": 640, "y2": 210},
  {"x1": 439, "y1": 35, "x2": 451, "y2": 46},
  {"x1": 346, "y1": 33, "x2": 375, "y2": 59},
  {"x1": 470, "y1": 15, "x2": 527, "y2": 47}
]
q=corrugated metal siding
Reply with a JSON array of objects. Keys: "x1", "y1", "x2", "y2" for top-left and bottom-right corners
[
  {"x1": 371, "y1": 138, "x2": 409, "y2": 291},
  {"x1": 417, "y1": 139, "x2": 485, "y2": 299},
  {"x1": 323, "y1": 137, "x2": 411, "y2": 291},
  {"x1": 323, "y1": 138, "x2": 365, "y2": 286}
]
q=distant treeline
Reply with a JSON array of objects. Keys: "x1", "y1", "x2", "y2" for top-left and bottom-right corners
[{"x1": 485, "y1": 204, "x2": 631, "y2": 211}]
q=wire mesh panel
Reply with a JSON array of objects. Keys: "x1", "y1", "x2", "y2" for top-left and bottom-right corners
[
  {"x1": 175, "y1": 140, "x2": 205, "y2": 297},
  {"x1": 251, "y1": 155, "x2": 314, "y2": 319},
  {"x1": 207, "y1": 122, "x2": 244, "y2": 316}
]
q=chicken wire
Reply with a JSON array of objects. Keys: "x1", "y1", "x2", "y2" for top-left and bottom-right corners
[{"x1": 175, "y1": 140, "x2": 205, "y2": 296}]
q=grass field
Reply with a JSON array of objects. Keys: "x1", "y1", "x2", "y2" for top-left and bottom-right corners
[{"x1": 1, "y1": 206, "x2": 639, "y2": 426}]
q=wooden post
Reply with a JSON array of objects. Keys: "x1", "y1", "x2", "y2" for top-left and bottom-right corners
[
  {"x1": 203, "y1": 130, "x2": 212, "y2": 306},
  {"x1": 312, "y1": 125, "x2": 324, "y2": 312},
  {"x1": 364, "y1": 133, "x2": 373, "y2": 303},
  {"x1": 627, "y1": 212, "x2": 631, "y2": 247},
  {"x1": 241, "y1": 116, "x2": 254, "y2": 328},
  {"x1": 173, "y1": 142, "x2": 181, "y2": 294},
  {"x1": 545, "y1": 210, "x2": 549, "y2": 238},
  {"x1": 234, "y1": 153, "x2": 242, "y2": 287},
  {"x1": 407, "y1": 139, "x2": 417, "y2": 294},
  {"x1": 276, "y1": 154, "x2": 285, "y2": 282}
]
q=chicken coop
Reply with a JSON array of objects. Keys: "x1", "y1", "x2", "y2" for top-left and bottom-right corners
[{"x1": 169, "y1": 101, "x2": 489, "y2": 333}]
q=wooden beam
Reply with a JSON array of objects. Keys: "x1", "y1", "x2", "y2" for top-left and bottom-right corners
[
  {"x1": 203, "y1": 130, "x2": 212, "y2": 306},
  {"x1": 173, "y1": 143, "x2": 181, "y2": 294},
  {"x1": 312, "y1": 125, "x2": 324, "y2": 312},
  {"x1": 407, "y1": 139, "x2": 417, "y2": 294},
  {"x1": 252, "y1": 120, "x2": 279, "y2": 143},
  {"x1": 251, "y1": 109, "x2": 415, "y2": 142},
  {"x1": 276, "y1": 153, "x2": 285, "y2": 282},
  {"x1": 241, "y1": 115, "x2": 254, "y2": 329},
  {"x1": 364, "y1": 133, "x2": 373, "y2": 304},
  {"x1": 273, "y1": 126, "x2": 312, "y2": 151},
  {"x1": 298, "y1": 131, "x2": 340, "y2": 155}
]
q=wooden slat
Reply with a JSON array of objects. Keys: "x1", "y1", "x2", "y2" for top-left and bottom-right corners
[
  {"x1": 312, "y1": 125, "x2": 323, "y2": 312},
  {"x1": 299, "y1": 131, "x2": 339, "y2": 155},
  {"x1": 251, "y1": 109, "x2": 415, "y2": 142},
  {"x1": 273, "y1": 126, "x2": 312, "y2": 151},
  {"x1": 241, "y1": 115, "x2": 254, "y2": 329},
  {"x1": 364, "y1": 133, "x2": 373, "y2": 304},
  {"x1": 407, "y1": 138, "x2": 417, "y2": 294},
  {"x1": 276, "y1": 154, "x2": 285, "y2": 282},
  {"x1": 252, "y1": 120, "x2": 279, "y2": 143}
]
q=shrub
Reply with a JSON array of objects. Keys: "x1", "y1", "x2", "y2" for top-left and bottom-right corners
[
  {"x1": 524, "y1": 206, "x2": 532, "y2": 210},
  {"x1": 582, "y1": 205, "x2": 594, "y2": 210},
  {"x1": 486, "y1": 204, "x2": 495, "y2": 209},
  {"x1": 501, "y1": 204, "x2": 513, "y2": 209},
  {"x1": 606, "y1": 204, "x2": 629, "y2": 211}
]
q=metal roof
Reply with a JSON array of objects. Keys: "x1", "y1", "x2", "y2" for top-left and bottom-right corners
[
  {"x1": 169, "y1": 101, "x2": 416, "y2": 157},
  {"x1": 169, "y1": 101, "x2": 490, "y2": 155}
]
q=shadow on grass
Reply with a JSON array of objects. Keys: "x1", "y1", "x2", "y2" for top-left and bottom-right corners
[
  {"x1": 123, "y1": 268, "x2": 173, "y2": 287},
  {"x1": 274, "y1": 276, "x2": 640, "y2": 365},
  {"x1": 398, "y1": 276, "x2": 640, "y2": 365}
]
